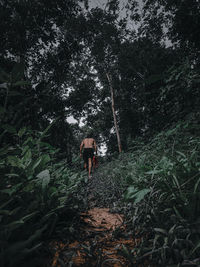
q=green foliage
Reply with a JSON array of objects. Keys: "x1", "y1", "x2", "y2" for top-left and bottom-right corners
[
  {"x1": 98, "y1": 115, "x2": 200, "y2": 265},
  {"x1": 159, "y1": 61, "x2": 200, "y2": 123},
  {"x1": 1, "y1": 1, "x2": 200, "y2": 264},
  {"x1": 0, "y1": 124, "x2": 84, "y2": 267},
  {"x1": 125, "y1": 187, "x2": 151, "y2": 204}
]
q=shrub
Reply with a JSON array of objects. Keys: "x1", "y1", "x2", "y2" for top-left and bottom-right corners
[{"x1": 0, "y1": 125, "x2": 84, "y2": 267}]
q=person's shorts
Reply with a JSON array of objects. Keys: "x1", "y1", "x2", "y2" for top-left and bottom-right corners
[{"x1": 83, "y1": 148, "x2": 94, "y2": 164}]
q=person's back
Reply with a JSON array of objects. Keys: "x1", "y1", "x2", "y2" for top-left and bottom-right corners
[
  {"x1": 80, "y1": 136, "x2": 97, "y2": 179},
  {"x1": 83, "y1": 138, "x2": 95, "y2": 148}
]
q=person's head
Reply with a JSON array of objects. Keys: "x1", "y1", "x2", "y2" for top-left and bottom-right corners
[
  {"x1": 86, "y1": 133, "x2": 93, "y2": 138},
  {"x1": 86, "y1": 130, "x2": 93, "y2": 139}
]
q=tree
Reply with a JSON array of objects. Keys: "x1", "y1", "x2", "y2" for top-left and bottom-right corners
[
  {"x1": 105, "y1": 72, "x2": 122, "y2": 152},
  {"x1": 128, "y1": 0, "x2": 200, "y2": 55},
  {"x1": 0, "y1": 0, "x2": 88, "y2": 160}
]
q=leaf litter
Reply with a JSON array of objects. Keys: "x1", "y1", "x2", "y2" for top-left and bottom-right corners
[{"x1": 48, "y1": 172, "x2": 147, "y2": 266}]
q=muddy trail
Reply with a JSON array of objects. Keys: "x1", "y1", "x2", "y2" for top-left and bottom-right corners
[{"x1": 48, "y1": 173, "x2": 147, "y2": 267}]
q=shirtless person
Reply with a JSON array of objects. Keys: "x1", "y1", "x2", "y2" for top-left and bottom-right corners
[{"x1": 80, "y1": 135, "x2": 97, "y2": 179}]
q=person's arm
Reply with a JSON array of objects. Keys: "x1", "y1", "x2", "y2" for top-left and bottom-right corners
[
  {"x1": 93, "y1": 139, "x2": 97, "y2": 155},
  {"x1": 80, "y1": 140, "x2": 84, "y2": 157}
]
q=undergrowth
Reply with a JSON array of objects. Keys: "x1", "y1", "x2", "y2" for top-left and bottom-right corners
[
  {"x1": 97, "y1": 113, "x2": 200, "y2": 266},
  {"x1": 0, "y1": 125, "x2": 86, "y2": 267}
]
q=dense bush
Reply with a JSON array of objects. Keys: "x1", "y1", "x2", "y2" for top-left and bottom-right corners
[
  {"x1": 98, "y1": 114, "x2": 200, "y2": 266},
  {"x1": 0, "y1": 125, "x2": 84, "y2": 267}
]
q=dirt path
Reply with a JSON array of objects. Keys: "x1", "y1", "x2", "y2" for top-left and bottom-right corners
[{"x1": 49, "y1": 174, "x2": 142, "y2": 267}]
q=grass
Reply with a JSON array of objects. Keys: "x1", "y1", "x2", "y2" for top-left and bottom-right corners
[{"x1": 95, "y1": 113, "x2": 200, "y2": 266}]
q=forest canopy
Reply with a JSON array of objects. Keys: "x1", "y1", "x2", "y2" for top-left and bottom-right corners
[{"x1": 1, "y1": 0, "x2": 199, "y2": 155}]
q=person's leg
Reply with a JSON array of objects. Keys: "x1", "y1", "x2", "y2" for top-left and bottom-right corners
[
  {"x1": 83, "y1": 149, "x2": 88, "y2": 171},
  {"x1": 92, "y1": 156, "x2": 96, "y2": 173},
  {"x1": 88, "y1": 157, "x2": 92, "y2": 178},
  {"x1": 84, "y1": 162, "x2": 87, "y2": 170}
]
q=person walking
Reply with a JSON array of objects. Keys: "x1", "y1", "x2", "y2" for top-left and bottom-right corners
[{"x1": 80, "y1": 134, "x2": 97, "y2": 179}]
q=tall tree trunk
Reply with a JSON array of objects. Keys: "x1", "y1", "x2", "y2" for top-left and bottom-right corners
[{"x1": 105, "y1": 72, "x2": 122, "y2": 153}]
